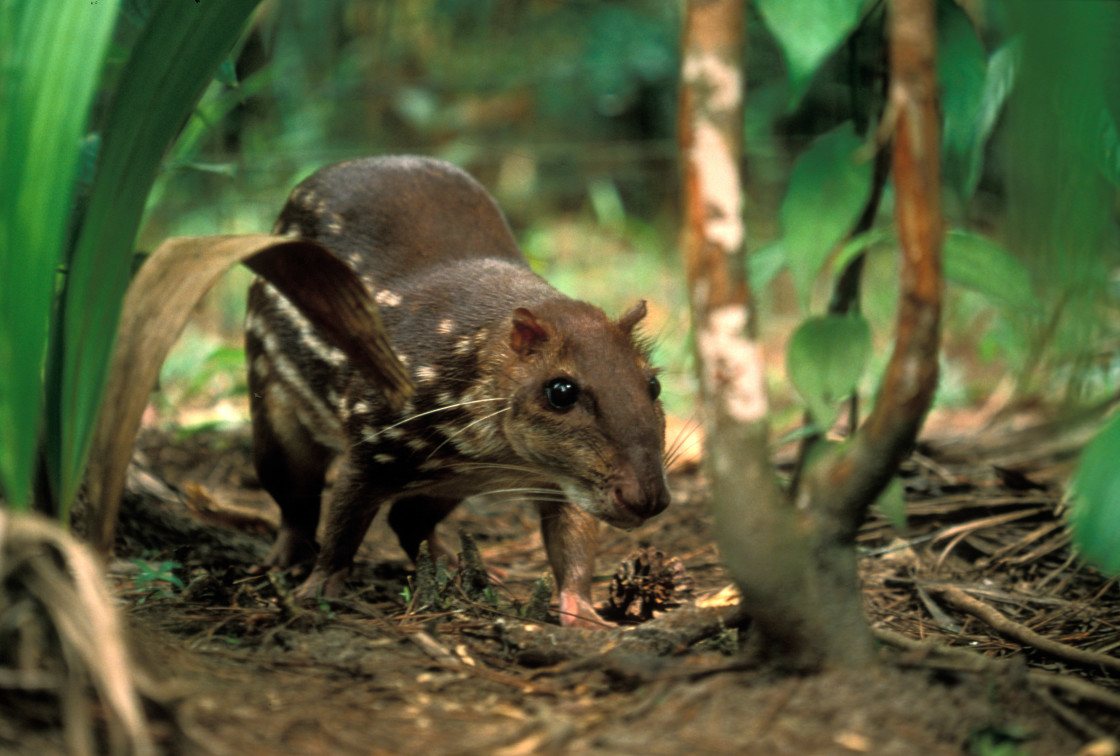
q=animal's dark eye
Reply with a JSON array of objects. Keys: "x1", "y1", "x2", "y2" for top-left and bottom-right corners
[
  {"x1": 648, "y1": 376, "x2": 661, "y2": 401},
  {"x1": 544, "y1": 377, "x2": 580, "y2": 410}
]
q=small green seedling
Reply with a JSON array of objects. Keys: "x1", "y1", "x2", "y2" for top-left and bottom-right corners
[{"x1": 132, "y1": 559, "x2": 183, "y2": 603}]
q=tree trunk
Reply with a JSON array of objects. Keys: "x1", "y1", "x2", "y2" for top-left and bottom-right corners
[{"x1": 680, "y1": 0, "x2": 942, "y2": 669}]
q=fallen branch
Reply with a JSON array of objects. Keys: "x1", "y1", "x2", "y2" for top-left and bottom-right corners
[{"x1": 928, "y1": 585, "x2": 1120, "y2": 675}]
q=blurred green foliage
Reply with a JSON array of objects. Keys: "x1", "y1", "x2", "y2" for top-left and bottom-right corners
[{"x1": 139, "y1": 0, "x2": 1119, "y2": 428}]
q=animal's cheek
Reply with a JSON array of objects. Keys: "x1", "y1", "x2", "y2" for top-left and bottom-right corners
[{"x1": 508, "y1": 419, "x2": 605, "y2": 473}]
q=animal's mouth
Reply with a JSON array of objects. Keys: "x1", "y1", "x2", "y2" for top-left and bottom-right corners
[{"x1": 556, "y1": 475, "x2": 670, "y2": 529}]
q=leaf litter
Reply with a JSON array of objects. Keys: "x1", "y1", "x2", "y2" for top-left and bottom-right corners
[{"x1": 7, "y1": 411, "x2": 1120, "y2": 755}]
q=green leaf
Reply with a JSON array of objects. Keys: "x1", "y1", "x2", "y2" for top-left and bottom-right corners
[
  {"x1": 874, "y1": 476, "x2": 907, "y2": 531},
  {"x1": 938, "y1": 0, "x2": 988, "y2": 202},
  {"x1": 1096, "y1": 109, "x2": 1120, "y2": 188},
  {"x1": 0, "y1": 0, "x2": 120, "y2": 510},
  {"x1": 943, "y1": 230, "x2": 1038, "y2": 310},
  {"x1": 786, "y1": 314, "x2": 871, "y2": 428},
  {"x1": 831, "y1": 226, "x2": 896, "y2": 276},
  {"x1": 747, "y1": 239, "x2": 787, "y2": 295},
  {"x1": 45, "y1": 0, "x2": 262, "y2": 516},
  {"x1": 1070, "y1": 413, "x2": 1120, "y2": 575},
  {"x1": 966, "y1": 39, "x2": 1020, "y2": 198},
  {"x1": 756, "y1": 0, "x2": 866, "y2": 108},
  {"x1": 779, "y1": 122, "x2": 873, "y2": 308}
]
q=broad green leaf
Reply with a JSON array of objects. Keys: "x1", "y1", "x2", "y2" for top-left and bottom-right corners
[
  {"x1": 1097, "y1": 110, "x2": 1120, "y2": 188},
  {"x1": 967, "y1": 39, "x2": 1020, "y2": 198},
  {"x1": 938, "y1": 0, "x2": 988, "y2": 202},
  {"x1": 46, "y1": 0, "x2": 262, "y2": 516},
  {"x1": 756, "y1": 0, "x2": 865, "y2": 108},
  {"x1": 943, "y1": 230, "x2": 1038, "y2": 310},
  {"x1": 747, "y1": 239, "x2": 787, "y2": 295},
  {"x1": 786, "y1": 314, "x2": 871, "y2": 429},
  {"x1": 0, "y1": 0, "x2": 120, "y2": 510},
  {"x1": 874, "y1": 476, "x2": 907, "y2": 531},
  {"x1": 831, "y1": 226, "x2": 895, "y2": 277},
  {"x1": 780, "y1": 122, "x2": 873, "y2": 308},
  {"x1": 1071, "y1": 413, "x2": 1120, "y2": 575}
]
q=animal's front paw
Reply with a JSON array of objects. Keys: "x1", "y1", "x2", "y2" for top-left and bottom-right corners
[
  {"x1": 293, "y1": 566, "x2": 350, "y2": 603},
  {"x1": 558, "y1": 590, "x2": 615, "y2": 630}
]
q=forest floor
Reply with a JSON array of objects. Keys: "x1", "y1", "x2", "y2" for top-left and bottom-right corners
[{"x1": 7, "y1": 407, "x2": 1120, "y2": 755}]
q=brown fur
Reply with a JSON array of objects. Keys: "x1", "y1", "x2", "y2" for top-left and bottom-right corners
[{"x1": 245, "y1": 156, "x2": 670, "y2": 627}]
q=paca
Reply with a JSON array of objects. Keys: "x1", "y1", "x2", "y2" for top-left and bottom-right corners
[{"x1": 245, "y1": 156, "x2": 670, "y2": 627}]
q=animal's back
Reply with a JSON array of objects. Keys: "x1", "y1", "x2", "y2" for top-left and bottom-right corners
[{"x1": 272, "y1": 155, "x2": 527, "y2": 285}]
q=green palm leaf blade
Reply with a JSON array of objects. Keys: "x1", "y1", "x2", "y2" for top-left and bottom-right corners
[
  {"x1": 0, "y1": 0, "x2": 120, "y2": 510},
  {"x1": 46, "y1": 0, "x2": 262, "y2": 516}
]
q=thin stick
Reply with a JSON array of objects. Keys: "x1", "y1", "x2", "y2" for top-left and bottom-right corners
[{"x1": 929, "y1": 585, "x2": 1120, "y2": 675}]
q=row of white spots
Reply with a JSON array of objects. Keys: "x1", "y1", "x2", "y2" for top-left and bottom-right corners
[
  {"x1": 322, "y1": 211, "x2": 343, "y2": 236},
  {"x1": 375, "y1": 289, "x2": 402, "y2": 307},
  {"x1": 453, "y1": 336, "x2": 474, "y2": 356}
]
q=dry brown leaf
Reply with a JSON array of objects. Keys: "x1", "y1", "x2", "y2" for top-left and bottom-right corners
[{"x1": 85, "y1": 234, "x2": 413, "y2": 555}]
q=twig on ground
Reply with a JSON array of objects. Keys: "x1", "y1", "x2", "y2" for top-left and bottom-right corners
[{"x1": 928, "y1": 585, "x2": 1120, "y2": 675}]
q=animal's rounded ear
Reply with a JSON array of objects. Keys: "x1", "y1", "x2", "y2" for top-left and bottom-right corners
[
  {"x1": 618, "y1": 300, "x2": 648, "y2": 333},
  {"x1": 510, "y1": 307, "x2": 550, "y2": 356}
]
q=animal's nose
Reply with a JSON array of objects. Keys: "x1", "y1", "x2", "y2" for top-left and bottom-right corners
[{"x1": 610, "y1": 469, "x2": 671, "y2": 520}]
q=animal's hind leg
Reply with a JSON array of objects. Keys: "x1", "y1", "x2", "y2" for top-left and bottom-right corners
[
  {"x1": 295, "y1": 454, "x2": 400, "y2": 599},
  {"x1": 249, "y1": 388, "x2": 334, "y2": 573},
  {"x1": 387, "y1": 495, "x2": 461, "y2": 565}
]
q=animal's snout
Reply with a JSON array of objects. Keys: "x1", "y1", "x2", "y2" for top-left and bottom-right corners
[{"x1": 610, "y1": 465, "x2": 671, "y2": 521}]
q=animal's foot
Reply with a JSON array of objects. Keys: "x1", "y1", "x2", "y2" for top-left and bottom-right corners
[
  {"x1": 292, "y1": 566, "x2": 350, "y2": 603},
  {"x1": 558, "y1": 589, "x2": 615, "y2": 630},
  {"x1": 248, "y1": 526, "x2": 317, "y2": 576}
]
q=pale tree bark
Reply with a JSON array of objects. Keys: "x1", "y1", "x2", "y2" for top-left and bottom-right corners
[{"x1": 681, "y1": 0, "x2": 942, "y2": 668}]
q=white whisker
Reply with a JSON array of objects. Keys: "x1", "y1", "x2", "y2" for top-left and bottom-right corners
[
  {"x1": 426, "y1": 406, "x2": 510, "y2": 459},
  {"x1": 362, "y1": 397, "x2": 508, "y2": 442}
]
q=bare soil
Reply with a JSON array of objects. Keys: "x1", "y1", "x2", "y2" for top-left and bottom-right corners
[{"x1": 7, "y1": 414, "x2": 1120, "y2": 755}]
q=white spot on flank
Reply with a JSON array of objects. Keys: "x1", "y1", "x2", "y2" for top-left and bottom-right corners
[
  {"x1": 374, "y1": 454, "x2": 396, "y2": 464},
  {"x1": 697, "y1": 305, "x2": 768, "y2": 423},
  {"x1": 251, "y1": 354, "x2": 270, "y2": 379},
  {"x1": 244, "y1": 312, "x2": 264, "y2": 336},
  {"x1": 690, "y1": 122, "x2": 745, "y2": 253},
  {"x1": 375, "y1": 289, "x2": 402, "y2": 307},
  {"x1": 437, "y1": 319, "x2": 456, "y2": 335},
  {"x1": 415, "y1": 365, "x2": 437, "y2": 383}
]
